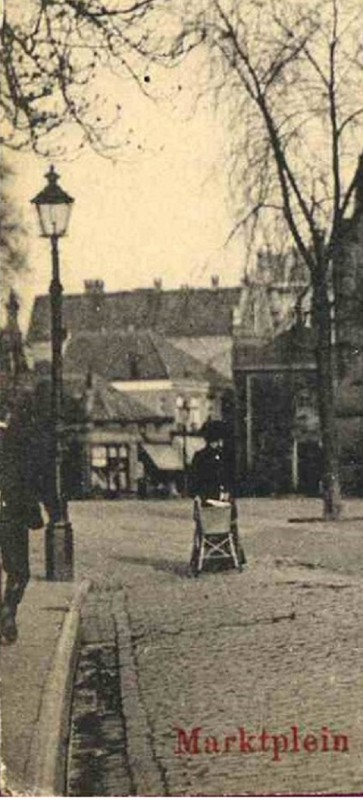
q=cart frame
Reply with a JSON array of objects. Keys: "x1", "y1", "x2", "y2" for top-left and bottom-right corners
[{"x1": 189, "y1": 496, "x2": 246, "y2": 576}]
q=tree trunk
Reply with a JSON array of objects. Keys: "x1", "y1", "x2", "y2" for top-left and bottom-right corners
[{"x1": 312, "y1": 263, "x2": 342, "y2": 520}]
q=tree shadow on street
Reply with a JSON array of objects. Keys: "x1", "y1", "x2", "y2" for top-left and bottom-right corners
[
  {"x1": 116, "y1": 554, "x2": 190, "y2": 579},
  {"x1": 118, "y1": 554, "x2": 243, "y2": 579},
  {"x1": 289, "y1": 516, "x2": 363, "y2": 523}
]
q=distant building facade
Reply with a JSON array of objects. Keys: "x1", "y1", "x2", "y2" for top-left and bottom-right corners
[
  {"x1": 28, "y1": 276, "x2": 242, "y2": 378},
  {"x1": 28, "y1": 284, "x2": 234, "y2": 498},
  {"x1": 33, "y1": 366, "x2": 172, "y2": 499},
  {"x1": 233, "y1": 324, "x2": 321, "y2": 495}
]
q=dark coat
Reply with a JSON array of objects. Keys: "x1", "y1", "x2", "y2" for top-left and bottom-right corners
[
  {"x1": 0, "y1": 415, "x2": 44, "y2": 529},
  {"x1": 189, "y1": 444, "x2": 231, "y2": 500}
]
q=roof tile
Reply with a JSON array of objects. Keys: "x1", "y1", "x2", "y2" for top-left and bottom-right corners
[
  {"x1": 28, "y1": 286, "x2": 242, "y2": 343},
  {"x1": 63, "y1": 328, "x2": 226, "y2": 384}
]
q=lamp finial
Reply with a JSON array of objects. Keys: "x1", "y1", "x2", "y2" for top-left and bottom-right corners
[{"x1": 45, "y1": 165, "x2": 59, "y2": 185}]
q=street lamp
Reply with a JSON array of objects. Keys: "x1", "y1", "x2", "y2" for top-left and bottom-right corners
[
  {"x1": 31, "y1": 166, "x2": 74, "y2": 580},
  {"x1": 176, "y1": 396, "x2": 190, "y2": 496}
]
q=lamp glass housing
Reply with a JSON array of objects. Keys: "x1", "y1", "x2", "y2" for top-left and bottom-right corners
[
  {"x1": 34, "y1": 201, "x2": 73, "y2": 238},
  {"x1": 31, "y1": 165, "x2": 74, "y2": 238}
]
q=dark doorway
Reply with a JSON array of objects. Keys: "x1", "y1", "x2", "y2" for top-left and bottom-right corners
[{"x1": 298, "y1": 441, "x2": 322, "y2": 496}]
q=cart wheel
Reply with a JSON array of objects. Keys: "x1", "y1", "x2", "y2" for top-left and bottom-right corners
[
  {"x1": 188, "y1": 561, "x2": 199, "y2": 578},
  {"x1": 238, "y1": 550, "x2": 247, "y2": 571},
  {"x1": 232, "y1": 530, "x2": 246, "y2": 573}
]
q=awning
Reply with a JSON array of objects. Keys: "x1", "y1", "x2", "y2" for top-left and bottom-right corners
[{"x1": 141, "y1": 443, "x2": 183, "y2": 471}]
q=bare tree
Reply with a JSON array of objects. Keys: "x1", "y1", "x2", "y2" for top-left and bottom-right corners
[
  {"x1": 138, "y1": 0, "x2": 362, "y2": 520},
  {"x1": 0, "y1": 159, "x2": 27, "y2": 315},
  {"x1": 1, "y1": 0, "x2": 155, "y2": 154}
]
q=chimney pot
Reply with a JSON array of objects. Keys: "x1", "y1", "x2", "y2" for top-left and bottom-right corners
[{"x1": 84, "y1": 279, "x2": 105, "y2": 294}]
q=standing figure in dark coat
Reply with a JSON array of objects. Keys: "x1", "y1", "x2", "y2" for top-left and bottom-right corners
[
  {"x1": 0, "y1": 393, "x2": 44, "y2": 644},
  {"x1": 189, "y1": 419, "x2": 247, "y2": 572},
  {"x1": 189, "y1": 420, "x2": 231, "y2": 502}
]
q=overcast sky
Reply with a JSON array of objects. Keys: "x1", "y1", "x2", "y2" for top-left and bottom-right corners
[{"x1": 8, "y1": 57, "x2": 245, "y2": 331}]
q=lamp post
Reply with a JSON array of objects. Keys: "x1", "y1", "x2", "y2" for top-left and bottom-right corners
[
  {"x1": 31, "y1": 166, "x2": 74, "y2": 580},
  {"x1": 176, "y1": 396, "x2": 190, "y2": 496}
]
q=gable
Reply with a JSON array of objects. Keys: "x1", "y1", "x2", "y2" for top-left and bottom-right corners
[{"x1": 62, "y1": 327, "x2": 227, "y2": 385}]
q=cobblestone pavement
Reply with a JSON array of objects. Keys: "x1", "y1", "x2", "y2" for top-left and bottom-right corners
[{"x1": 31, "y1": 497, "x2": 363, "y2": 795}]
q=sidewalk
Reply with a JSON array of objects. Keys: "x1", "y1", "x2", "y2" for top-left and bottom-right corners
[{"x1": 0, "y1": 575, "x2": 89, "y2": 796}]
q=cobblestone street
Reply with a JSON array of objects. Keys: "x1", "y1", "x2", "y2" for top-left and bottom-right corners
[{"x1": 31, "y1": 498, "x2": 363, "y2": 795}]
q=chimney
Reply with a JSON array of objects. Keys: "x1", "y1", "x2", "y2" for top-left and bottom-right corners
[
  {"x1": 84, "y1": 279, "x2": 105, "y2": 294},
  {"x1": 211, "y1": 275, "x2": 219, "y2": 289},
  {"x1": 84, "y1": 280, "x2": 105, "y2": 328}
]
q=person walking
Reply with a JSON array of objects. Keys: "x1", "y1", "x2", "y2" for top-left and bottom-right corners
[{"x1": 0, "y1": 392, "x2": 44, "y2": 644}]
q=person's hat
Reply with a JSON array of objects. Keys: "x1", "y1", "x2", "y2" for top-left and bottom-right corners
[{"x1": 200, "y1": 419, "x2": 226, "y2": 443}]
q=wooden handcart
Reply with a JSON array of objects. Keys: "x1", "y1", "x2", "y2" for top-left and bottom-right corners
[{"x1": 190, "y1": 497, "x2": 246, "y2": 577}]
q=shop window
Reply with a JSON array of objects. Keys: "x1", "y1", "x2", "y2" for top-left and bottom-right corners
[
  {"x1": 91, "y1": 443, "x2": 130, "y2": 496},
  {"x1": 91, "y1": 445, "x2": 107, "y2": 466}
]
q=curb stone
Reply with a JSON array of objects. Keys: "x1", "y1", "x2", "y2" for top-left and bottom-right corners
[
  {"x1": 114, "y1": 592, "x2": 166, "y2": 797},
  {"x1": 28, "y1": 578, "x2": 92, "y2": 797}
]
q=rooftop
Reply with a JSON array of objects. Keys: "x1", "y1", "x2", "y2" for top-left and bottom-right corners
[
  {"x1": 233, "y1": 324, "x2": 317, "y2": 371},
  {"x1": 63, "y1": 328, "x2": 227, "y2": 385},
  {"x1": 34, "y1": 367, "x2": 164, "y2": 423},
  {"x1": 27, "y1": 285, "x2": 242, "y2": 343}
]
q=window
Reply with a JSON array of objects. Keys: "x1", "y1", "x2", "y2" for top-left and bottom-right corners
[
  {"x1": 175, "y1": 395, "x2": 187, "y2": 427},
  {"x1": 91, "y1": 446, "x2": 107, "y2": 467},
  {"x1": 295, "y1": 389, "x2": 312, "y2": 412},
  {"x1": 189, "y1": 397, "x2": 200, "y2": 430},
  {"x1": 91, "y1": 444, "x2": 130, "y2": 495}
]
